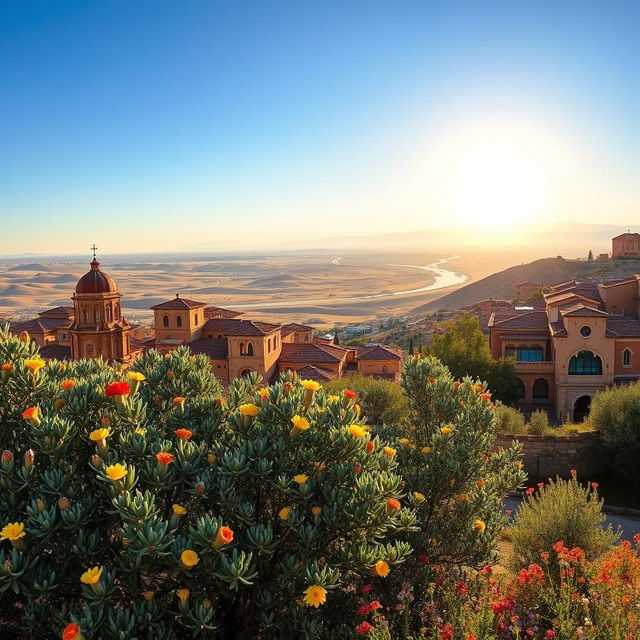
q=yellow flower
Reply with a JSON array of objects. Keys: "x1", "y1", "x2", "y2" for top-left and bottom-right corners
[
  {"x1": 134, "y1": 427, "x2": 147, "y2": 436},
  {"x1": 421, "y1": 446, "x2": 432, "y2": 454},
  {"x1": 327, "y1": 395, "x2": 340, "y2": 403},
  {"x1": 207, "y1": 453, "x2": 217, "y2": 464},
  {"x1": 382, "y1": 446, "x2": 396, "y2": 458},
  {"x1": 398, "y1": 437, "x2": 411, "y2": 445},
  {"x1": 371, "y1": 560, "x2": 390, "y2": 577},
  {"x1": 348, "y1": 425, "x2": 367, "y2": 438},
  {"x1": 300, "y1": 380, "x2": 321, "y2": 391},
  {"x1": 440, "y1": 426, "x2": 453, "y2": 436},
  {"x1": 413, "y1": 492, "x2": 425, "y2": 503},
  {"x1": 181, "y1": 549, "x2": 199, "y2": 567},
  {"x1": 313, "y1": 461, "x2": 326, "y2": 470},
  {"x1": 278, "y1": 506, "x2": 291, "y2": 520},
  {"x1": 172, "y1": 504, "x2": 187, "y2": 516},
  {"x1": 0, "y1": 522, "x2": 25, "y2": 541},
  {"x1": 239, "y1": 403, "x2": 260, "y2": 417},
  {"x1": 24, "y1": 358, "x2": 46, "y2": 373},
  {"x1": 473, "y1": 519, "x2": 486, "y2": 533},
  {"x1": 291, "y1": 415, "x2": 310, "y2": 430},
  {"x1": 127, "y1": 371, "x2": 146, "y2": 382},
  {"x1": 258, "y1": 388, "x2": 269, "y2": 398},
  {"x1": 293, "y1": 474, "x2": 308, "y2": 485},
  {"x1": 142, "y1": 591, "x2": 155, "y2": 600},
  {"x1": 311, "y1": 506, "x2": 322, "y2": 516},
  {"x1": 303, "y1": 584, "x2": 327, "y2": 607},
  {"x1": 89, "y1": 428, "x2": 111, "y2": 441},
  {"x1": 176, "y1": 588, "x2": 190, "y2": 601},
  {"x1": 80, "y1": 566, "x2": 103, "y2": 585},
  {"x1": 105, "y1": 463, "x2": 127, "y2": 481}
]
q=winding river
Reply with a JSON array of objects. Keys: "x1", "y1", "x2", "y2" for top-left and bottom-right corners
[{"x1": 230, "y1": 256, "x2": 468, "y2": 310}]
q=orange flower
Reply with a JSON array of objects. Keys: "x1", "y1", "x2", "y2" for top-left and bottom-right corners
[
  {"x1": 343, "y1": 388, "x2": 357, "y2": 399},
  {"x1": 453, "y1": 381, "x2": 462, "y2": 388},
  {"x1": 105, "y1": 382, "x2": 131, "y2": 397},
  {"x1": 371, "y1": 560, "x2": 390, "y2": 577},
  {"x1": 22, "y1": 406, "x2": 39, "y2": 422},
  {"x1": 1, "y1": 363, "x2": 12, "y2": 373},
  {"x1": 62, "y1": 623, "x2": 82, "y2": 640},
  {"x1": 175, "y1": 428, "x2": 193, "y2": 440},
  {"x1": 386, "y1": 498, "x2": 401, "y2": 512},
  {"x1": 156, "y1": 452, "x2": 175, "y2": 466},
  {"x1": 365, "y1": 440, "x2": 376, "y2": 454},
  {"x1": 180, "y1": 549, "x2": 199, "y2": 567},
  {"x1": 382, "y1": 446, "x2": 396, "y2": 458},
  {"x1": 213, "y1": 525, "x2": 234, "y2": 549},
  {"x1": 239, "y1": 403, "x2": 260, "y2": 417},
  {"x1": 476, "y1": 479, "x2": 485, "y2": 488},
  {"x1": 172, "y1": 396, "x2": 185, "y2": 405},
  {"x1": 61, "y1": 380, "x2": 75, "y2": 390}
]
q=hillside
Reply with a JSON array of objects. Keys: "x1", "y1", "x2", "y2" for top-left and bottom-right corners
[{"x1": 413, "y1": 257, "x2": 640, "y2": 313}]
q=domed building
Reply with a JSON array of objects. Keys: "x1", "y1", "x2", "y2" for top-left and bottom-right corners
[{"x1": 68, "y1": 255, "x2": 132, "y2": 361}]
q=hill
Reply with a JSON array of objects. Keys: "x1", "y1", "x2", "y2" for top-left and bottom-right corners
[{"x1": 413, "y1": 257, "x2": 640, "y2": 313}]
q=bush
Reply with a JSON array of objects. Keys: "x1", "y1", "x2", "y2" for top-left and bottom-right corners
[
  {"x1": 510, "y1": 474, "x2": 618, "y2": 573},
  {"x1": 493, "y1": 404, "x2": 526, "y2": 435},
  {"x1": 590, "y1": 383, "x2": 640, "y2": 482},
  {"x1": 0, "y1": 331, "x2": 524, "y2": 639},
  {"x1": 323, "y1": 374, "x2": 408, "y2": 426},
  {"x1": 527, "y1": 409, "x2": 549, "y2": 435}
]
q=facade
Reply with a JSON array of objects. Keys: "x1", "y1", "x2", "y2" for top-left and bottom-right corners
[
  {"x1": 612, "y1": 232, "x2": 640, "y2": 258},
  {"x1": 489, "y1": 275, "x2": 640, "y2": 422},
  {"x1": 149, "y1": 295, "x2": 402, "y2": 384}
]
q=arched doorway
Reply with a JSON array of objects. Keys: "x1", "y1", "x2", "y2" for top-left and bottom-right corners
[
  {"x1": 573, "y1": 395, "x2": 591, "y2": 422},
  {"x1": 515, "y1": 378, "x2": 526, "y2": 403},
  {"x1": 532, "y1": 378, "x2": 549, "y2": 402},
  {"x1": 240, "y1": 368, "x2": 253, "y2": 377}
]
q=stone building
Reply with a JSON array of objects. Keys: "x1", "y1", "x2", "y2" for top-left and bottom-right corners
[
  {"x1": 489, "y1": 274, "x2": 640, "y2": 422},
  {"x1": 612, "y1": 232, "x2": 640, "y2": 258}
]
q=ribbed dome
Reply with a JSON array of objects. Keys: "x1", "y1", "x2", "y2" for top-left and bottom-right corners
[{"x1": 75, "y1": 259, "x2": 117, "y2": 294}]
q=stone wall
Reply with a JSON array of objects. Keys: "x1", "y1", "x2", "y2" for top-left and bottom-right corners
[{"x1": 495, "y1": 431, "x2": 602, "y2": 479}]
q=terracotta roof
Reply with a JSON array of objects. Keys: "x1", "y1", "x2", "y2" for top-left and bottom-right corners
[
  {"x1": 151, "y1": 296, "x2": 207, "y2": 310},
  {"x1": 606, "y1": 318, "x2": 640, "y2": 337},
  {"x1": 545, "y1": 279, "x2": 603, "y2": 304},
  {"x1": 489, "y1": 310, "x2": 550, "y2": 330},
  {"x1": 189, "y1": 338, "x2": 229, "y2": 359},
  {"x1": 498, "y1": 334, "x2": 550, "y2": 340},
  {"x1": 294, "y1": 365, "x2": 336, "y2": 382},
  {"x1": 356, "y1": 345, "x2": 402, "y2": 361},
  {"x1": 202, "y1": 318, "x2": 281, "y2": 336},
  {"x1": 599, "y1": 274, "x2": 640, "y2": 287},
  {"x1": 11, "y1": 317, "x2": 70, "y2": 334},
  {"x1": 75, "y1": 259, "x2": 117, "y2": 294},
  {"x1": 39, "y1": 344, "x2": 71, "y2": 360},
  {"x1": 38, "y1": 306, "x2": 74, "y2": 318},
  {"x1": 281, "y1": 322, "x2": 314, "y2": 332},
  {"x1": 279, "y1": 342, "x2": 345, "y2": 363},
  {"x1": 561, "y1": 305, "x2": 609, "y2": 318},
  {"x1": 550, "y1": 320, "x2": 567, "y2": 337},
  {"x1": 204, "y1": 305, "x2": 243, "y2": 319}
]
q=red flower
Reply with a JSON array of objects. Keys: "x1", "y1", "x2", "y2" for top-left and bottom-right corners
[
  {"x1": 591, "y1": 482, "x2": 599, "y2": 490},
  {"x1": 356, "y1": 622, "x2": 374, "y2": 635},
  {"x1": 545, "y1": 631, "x2": 556, "y2": 639},
  {"x1": 358, "y1": 600, "x2": 382, "y2": 616},
  {"x1": 343, "y1": 389, "x2": 358, "y2": 399},
  {"x1": 570, "y1": 469, "x2": 577, "y2": 476},
  {"x1": 175, "y1": 428, "x2": 193, "y2": 440},
  {"x1": 525, "y1": 487, "x2": 535, "y2": 495},
  {"x1": 453, "y1": 381, "x2": 461, "y2": 388},
  {"x1": 105, "y1": 381, "x2": 131, "y2": 397},
  {"x1": 156, "y1": 451, "x2": 175, "y2": 465},
  {"x1": 479, "y1": 565, "x2": 493, "y2": 575},
  {"x1": 62, "y1": 623, "x2": 81, "y2": 640}
]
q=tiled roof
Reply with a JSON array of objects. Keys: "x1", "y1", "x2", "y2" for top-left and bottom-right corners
[
  {"x1": 202, "y1": 318, "x2": 281, "y2": 336},
  {"x1": 279, "y1": 342, "x2": 345, "y2": 363},
  {"x1": 294, "y1": 365, "x2": 336, "y2": 382},
  {"x1": 151, "y1": 296, "x2": 207, "y2": 310},
  {"x1": 38, "y1": 306, "x2": 74, "y2": 318},
  {"x1": 599, "y1": 274, "x2": 640, "y2": 287},
  {"x1": 204, "y1": 305, "x2": 243, "y2": 319},
  {"x1": 39, "y1": 344, "x2": 71, "y2": 360},
  {"x1": 189, "y1": 338, "x2": 229, "y2": 359},
  {"x1": 11, "y1": 317, "x2": 70, "y2": 334},
  {"x1": 561, "y1": 305, "x2": 610, "y2": 318},
  {"x1": 606, "y1": 318, "x2": 640, "y2": 338},
  {"x1": 356, "y1": 345, "x2": 402, "y2": 361},
  {"x1": 490, "y1": 311, "x2": 550, "y2": 330},
  {"x1": 545, "y1": 279, "x2": 603, "y2": 304},
  {"x1": 498, "y1": 334, "x2": 551, "y2": 340},
  {"x1": 549, "y1": 319, "x2": 567, "y2": 337},
  {"x1": 281, "y1": 322, "x2": 314, "y2": 332}
]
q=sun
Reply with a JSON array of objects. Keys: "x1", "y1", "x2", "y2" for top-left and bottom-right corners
[{"x1": 448, "y1": 141, "x2": 546, "y2": 226}]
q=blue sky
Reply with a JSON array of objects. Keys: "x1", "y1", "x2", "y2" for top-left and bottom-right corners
[{"x1": 1, "y1": 1, "x2": 639, "y2": 254}]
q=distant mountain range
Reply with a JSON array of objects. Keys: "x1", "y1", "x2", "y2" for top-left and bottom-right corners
[{"x1": 414, "y1": 256, "x2": 640, "y2": 313}]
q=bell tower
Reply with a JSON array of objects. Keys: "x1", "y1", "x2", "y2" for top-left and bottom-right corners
[{"x1": 69, "y1": 246, "x2": 132, "y2": 361}]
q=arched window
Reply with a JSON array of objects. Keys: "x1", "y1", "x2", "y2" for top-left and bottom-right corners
[
  {"x1": 94, "y1": 309, "x2": 101, "y2": 322},
  {"x1": 568, "y1": 350, "x2": 602, "y2": 375},
  {"x1": 163, "y1": 315, "x2": 169, "y2": 328},
  {"x1": 106, "y1": 306, "x2": 112, "y2": 322},
  {"x1": 532, "y1": 378, "x2": 549, "y2": 401},
  {"x1": 515, "y1": 378, "x2": 526, "y2": 403},
  {"x1": 84, "y1": 308, "x2": 90, "y2": 323},
  {"x1": 382, "y1": 365, "x2": 388, "y2": 373},
  {"x1": 623, "y1": 348, "x2": 632, "y2": 367},
  {"x1": 240, "y1": 368, "x2": 253, "y2": 377},
  {"x1": 177, "y1": 315, "x2": 183, "y2": 328},
  {"x1": 239, "y1": 342, "x2": 246, "y2": 355},
  {"x1": 247, "y1": 343, "x2": 254, "y2": 356},
  {"x1": 516, "y1": 345, "x2": 543, "y2": 362}
]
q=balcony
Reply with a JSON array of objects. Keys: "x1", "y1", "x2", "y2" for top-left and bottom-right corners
[{"x1": 513, "y1": 361, "x2": 554, "y2": 373}]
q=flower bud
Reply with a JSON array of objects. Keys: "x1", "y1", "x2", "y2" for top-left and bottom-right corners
[
  {"x1": 91, "y1": 454, "x2": 102, "y2": 467},
  {"x1": 54, "y1": 398, "x2": 65, "y2": 409},
  {"x1": 24, "y1": 449, "x2": 35, "y2": 471},
  {"x1": 195, "y1": 481, "x2": 205, "y2": 495},
  {"x1": 1, "y1": 450, "x2": 13, "y2": 471},
  {"x1": 166, "y1": 370, "x2": 175, "y2": 381},
  {"x1": 58, "y1": 496, "x2": 71, "y2": 510},
  {"x1": 36, "y1": 498, "x2": 46, "y2": 512},
  {"x1": 283, "y1": 381, "x2": 294, "y2": 393},
  {"x1": 19, "y1": 331, "x2": 29, "y2": 342}
]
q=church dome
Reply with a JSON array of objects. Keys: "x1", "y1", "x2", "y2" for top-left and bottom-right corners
[{"x1": 75, "y1": 259, "x2": 117, "y2": 294}]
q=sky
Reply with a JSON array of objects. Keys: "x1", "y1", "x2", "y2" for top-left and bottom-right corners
[{"x1": 1, "y1": 0, "x2": 639, "y2": 255}]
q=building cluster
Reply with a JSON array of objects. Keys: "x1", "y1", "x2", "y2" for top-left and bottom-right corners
[{"x1": 9, "y1": 256, "x2": 402, "y2": 384}]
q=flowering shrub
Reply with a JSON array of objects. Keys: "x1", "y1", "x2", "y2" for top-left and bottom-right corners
[{"x1": 0, "y1": 330, "x2": 523, "y2": 639}]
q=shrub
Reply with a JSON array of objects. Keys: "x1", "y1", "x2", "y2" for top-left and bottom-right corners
[
  {"x1": 590, "y1": 383, "x2": 640, "y2": 482},
  {"x1": 323, "y1": 374, "x2": 408, "y2": 426},
  {"x1": 510, "y1": 474, "x2": 618, "y2": 573},
  {"x1": 493, "y1": 404, "x2": 526, "y2": 435},
  {"x1": 527, "y1": 409, "x2": 549, "y2": 435}
]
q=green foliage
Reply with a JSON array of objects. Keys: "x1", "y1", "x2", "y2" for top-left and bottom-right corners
[
  {"x1": 429, "y1": 314, "x2": 519, "y2": 405},
  {"x1": 589, "y1": 383, "x2": 640, "y2": 482},
  {"x1": 323, "y1": 374, "x2": 408, "y2": 426},
  {"x1": 527, "y1": 409, "x2": 549, "y2": 436},
  {"x1": 510, "y1": 475, "x2": 619, "y2": 573},
  {"x1": 493, "y1": 404, "x2": 526, "y2": 435}
]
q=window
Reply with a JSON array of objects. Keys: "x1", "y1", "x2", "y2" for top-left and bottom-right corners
[
  {"x1": 163, "y1": 315, "x2": 169, "y2": 328},
  {"x1": 247, "y1": 343, "x2": 254, "y2": 356},
  {"x1": 267, "y1": 338, "x2": 271, "y2": 352},
  {"x1": 239, "y1": 342, "x2": 246, "y2": 355},
  {"x1": 106, "y1": 306, "x2": 112, "y2": 322},
  {"x1": 195, "y1": 313, "x2": 199, "y2": 324},
  {"x1": 568, "y1": 350, "x2": 602, "y2": 375},
  {"x1": 532, "y1": 378, "x2": 549, "y2": 401},
  {"x1": 516, "y1": 346, "x2": 544, "y2": 362},
  {"x1": 505, "y1": 346, "x2": 516, "y2": 358},
  {"x1": 580, "y1": 325, "x2": 592, "y2": 338},
  {"x1": 85, "y1": 343, "x2": 94, "y2": 356},
  {"x1": 94, "y1": 309, "x2": 101, "y2": 322},
  {"x1": 382, "y1": 365, "x2": 388, "y2": 373},
  {"x1": 623, "y1": 348, "x2": 632, "y2": 367},
  {"x1": 177, "y1": 315, "x2": 183, "y2": 328},
  {"x1": 305, "y1": 334, "x2": 309, "y2": 342},
  {"x1": 84, "y1": 308, "x2": 90, "y2": 323},
  {"x1": 515, "y1": 378, "x2": 525, "y2": 403}
]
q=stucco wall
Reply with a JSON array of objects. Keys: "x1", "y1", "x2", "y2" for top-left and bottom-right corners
[{"x1": 495, "y1": 431, "x2": 602, "y2": 478}]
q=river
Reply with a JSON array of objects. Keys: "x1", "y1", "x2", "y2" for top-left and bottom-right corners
[{"x1": 230, "y1": 256, "x2": 469, "y2": 310}]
